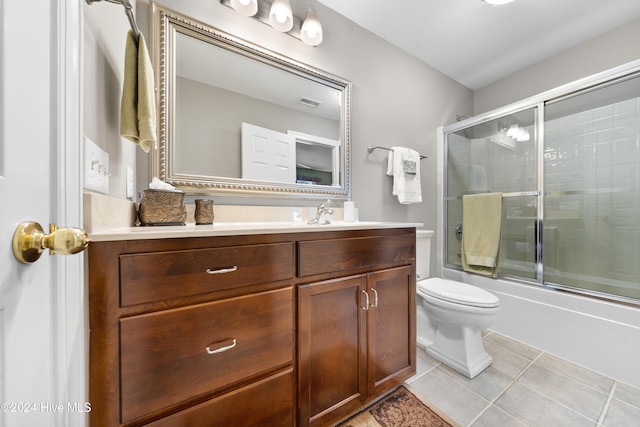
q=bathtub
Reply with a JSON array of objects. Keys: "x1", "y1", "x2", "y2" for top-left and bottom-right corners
[{"x1": 441, "y1": 268, "x2": 640, "y2": 389}]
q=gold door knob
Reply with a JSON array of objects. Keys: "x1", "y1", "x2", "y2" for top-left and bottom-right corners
[{"x1": 12, "y1": 222, "x2": 90, "y2": 264}]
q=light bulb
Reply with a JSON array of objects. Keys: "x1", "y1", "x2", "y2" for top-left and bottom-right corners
[
  {"x1": 230, "y1": 0, "x2": 257, "y2": 17},
  {"x1": 506, "y1": 124, "x2": 519, "y2": 138},
  {"x1": 276, "y1": 11, "x2": 287, "y2": 24},
  {"x1": 516, "y1": 129, "x2": 530, "y2": 142},
  {"x1": 269, "y1": 0, "x2": 293, "y2": 32},
  {"x1": 483, "y1": 0, "x2": 515, "y2": 5},
  {"x1": 301, "y1": 6, "x2": 323, "y2": 46}
]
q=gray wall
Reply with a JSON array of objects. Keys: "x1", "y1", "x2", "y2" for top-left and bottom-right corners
[
  {"x1": 473, "y1": 18, "x2": 640, "y2": 115},
  {"x1": 81, "y1": 1, "x2": 639, "y2": 280},
  {"x1": 83, "y1": 0, "x2": 472, "y2": 232},
  {"x1": 84, "y1": 3, "x2": 138, "y2": 200},
  {"x1": 82, "y1": 0, "x2": 640, "y2": 227}
]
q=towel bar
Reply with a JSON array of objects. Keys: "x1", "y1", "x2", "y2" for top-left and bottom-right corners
[
  {"x1": 367, "y1": 145, "x2": 427, "y2": 160},
  {"x1": 86, "y1": 0, "x2": 140, "y2": 43}
]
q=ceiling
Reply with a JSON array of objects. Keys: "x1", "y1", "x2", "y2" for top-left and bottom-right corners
[{"x1": 316, "y1": 0, "x2": 640, "y2": 90}]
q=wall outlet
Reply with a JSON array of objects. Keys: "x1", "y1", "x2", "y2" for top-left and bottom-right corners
[
  {"x1": 84, "y1": 136, "x2": 109, "y2": 194},
  {"x1": 126, "y1": 166, "x2": 134, "y2": 199}
]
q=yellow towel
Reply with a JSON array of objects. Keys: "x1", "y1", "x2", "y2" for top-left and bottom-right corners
[
  {"x1": 461, "y1": 193, "x2": 503, "y2": 277},
  {"x1": 120, "y1": 30, "x2": 156, "y2": 153}
]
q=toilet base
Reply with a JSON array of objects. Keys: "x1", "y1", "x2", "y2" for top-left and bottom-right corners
[{"x1": 424, "y1": 323, "x2": 493, "y2": 379}]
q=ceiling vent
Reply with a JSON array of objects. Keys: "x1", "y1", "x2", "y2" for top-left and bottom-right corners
[{"x1": 299, "y1": 97, "x2": 322, "y2": 108}]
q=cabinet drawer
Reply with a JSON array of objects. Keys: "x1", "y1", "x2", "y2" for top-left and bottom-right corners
[
  {"x1": 120, "y1": 287, "x2": 293, "y2": 424},
  {"x1": 298, "y1": 234, "x2": 414, "y2": 277},
  {"x1": 147, "y1": 369, "x2": 294, "y2": 427},
  {"x1": 120, "y1": 242, "x2": 294, "y2": 306}
]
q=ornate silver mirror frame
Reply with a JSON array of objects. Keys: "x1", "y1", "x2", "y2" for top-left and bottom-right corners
[{"x1": 151, "y1": 3, "x2": 352, "y2": 199}]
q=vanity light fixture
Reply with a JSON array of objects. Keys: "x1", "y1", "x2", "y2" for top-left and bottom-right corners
[
  {"x1": 269, "y1": 0, "x2": 294, "y2": 32},
  {"x1": 230, "y1": 0, "x2": 258, "y2": 16},
  {"x1": 221, "y1": 0, "x2": 324, "y2": 46},
  {"x1": 506, "y1": 124, "x2": 520, "y2": 138},
  {"x1": 301, "y1": 6, "x2": 323, "y2": 46},
  {"x1": 505, "y1": 124, "x2": 529, "y2": 141}
]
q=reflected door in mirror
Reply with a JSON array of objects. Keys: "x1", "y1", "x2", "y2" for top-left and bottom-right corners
[{"x1": 241, "y1": 123, "x2": 296, "y2": 184}]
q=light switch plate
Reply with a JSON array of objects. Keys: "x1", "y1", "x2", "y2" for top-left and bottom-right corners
[
  {"x1": 84, "y1": 136, "x2": 109, "y2": 194},
  {"x1": 126, "y1": 166, "x2": 134, "y2": 199}
]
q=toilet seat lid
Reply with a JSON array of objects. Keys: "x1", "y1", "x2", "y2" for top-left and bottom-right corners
[{"x1": 418, "y1": 278, "x2": 499, "y2": 308}]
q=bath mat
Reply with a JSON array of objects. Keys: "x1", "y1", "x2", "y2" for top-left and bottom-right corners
[{"x1": 337, "y1": 385, "x2": 458, "y2": 427}]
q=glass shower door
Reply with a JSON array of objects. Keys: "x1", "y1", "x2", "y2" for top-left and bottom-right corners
[
  {"x1": 444, "y1": 70, "x2": 640, "y2": 303},
  {"x1": 445, "y1": 107, "x2": 539, "y2": 279},
  {"x1": 543, "y1": 74, "x2": 640, "y2": 300}
]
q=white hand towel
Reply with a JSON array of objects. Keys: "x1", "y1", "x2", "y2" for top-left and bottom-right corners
[
  {"x1": 120, "y1": 30, "x2": 157, "y2": 153},
  {"x1": 388, "y1": 147, "x2": 422, "y2": 204},
  {"x1": 386, "y1": 150, "x2": 395, "y2": 176}
]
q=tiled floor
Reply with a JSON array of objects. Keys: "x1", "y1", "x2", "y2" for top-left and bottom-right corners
[{"x1": 405, "y1": 331, "x2": 640, "y2": 427}]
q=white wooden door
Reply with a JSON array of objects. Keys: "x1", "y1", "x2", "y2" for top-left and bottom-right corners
[
  {"x1": 0, "y1": 1, "x2": 84, "y2": 427},
  {"x1": 241, "y1": 122, "x2": 296, "y2": 183}
]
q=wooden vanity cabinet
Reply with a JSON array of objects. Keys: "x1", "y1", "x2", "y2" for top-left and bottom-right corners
[
  {"x1": 297, "y1": 232, "x2": 416, "y2": 427},
  {"x1": 88, "y1": 235, "x2": 296, "y2": 427},
  {"x1": 88, "y1": 227, "x2": 415, "y2": 427}
]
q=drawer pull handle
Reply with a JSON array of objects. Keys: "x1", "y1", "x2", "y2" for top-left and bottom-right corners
[
  {"x1": 361, "y1": 290, "x2": 370, "y2": 310},
  {"x1": 206, "y1": 266, "x2": 238, "y2": 275},
  {"x1": 206, "y1": 339, "x2": 237, "y2": 355},
  {"x1": 369, "y1": 288, "x2": 379, "y2": 308}
]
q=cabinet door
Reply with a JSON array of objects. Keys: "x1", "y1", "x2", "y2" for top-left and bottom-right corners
[
  {"x1": 298, "y1": 275, "x2": 368, "y2": 427},
  {"x1": 367, "y1": 265, "x2": 416, "y2": 396}
]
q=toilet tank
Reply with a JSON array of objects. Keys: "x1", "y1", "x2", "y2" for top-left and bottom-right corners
[{"x1": 416, "y1": 230, "x2": 434, "y2": 280}]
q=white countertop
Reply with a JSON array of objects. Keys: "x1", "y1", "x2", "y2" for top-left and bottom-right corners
[{"x1": 88, "y1": 221, "x2": 424, "y2": 242}]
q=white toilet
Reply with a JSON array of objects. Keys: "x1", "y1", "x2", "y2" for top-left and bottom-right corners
[{"x1": 416, "y1": 230, "x2": 500, "y2": 378}]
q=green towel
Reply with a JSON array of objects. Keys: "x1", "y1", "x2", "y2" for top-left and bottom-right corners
[
  {"x1": 461, "y1": 192, "x2": 503, "y2": 277},
  {"x1": 120, "y1": 30, "x2": 156, "y2": 153}
]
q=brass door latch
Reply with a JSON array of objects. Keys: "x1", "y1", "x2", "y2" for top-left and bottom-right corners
[{"x1": 12, "y1": 222, "x2": 89, "y2": 263}]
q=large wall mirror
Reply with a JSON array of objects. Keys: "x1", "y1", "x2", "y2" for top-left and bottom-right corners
[{"x1": 152, "y1": 4, "x2": 352, "y2": 199}]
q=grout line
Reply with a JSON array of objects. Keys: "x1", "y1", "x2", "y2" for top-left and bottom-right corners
[
  {"x1": 406, "y1": 353, "x2": 442, "y2": 384},
  {"x1": 514, "y1": 380, "x2": 599, "y2": 425},
  {"x1": 465, "y1": 403, "x2": 492, "y2": 427},
  {"x1": 532, "y1": 351, "x2": 616, "y2": 396},
  {"x1": 492, "y1": 350, "x2": 543, "y2": 403},
  {"x1": 461, "y1": 344, "x2": 544, "y2": 427},
  {"x1": 511, "y1": 362, "x2": 606, "y2": 425},
  {"x1": 472, "y1": 352, "x2": 543, "y2": 427},
  {"x1": 461, "y1": 333, "x2": 541, "y2": 426},
  {"x1": 420, "y1": 332, "x2": 637, "y2": 427},
  {"x1": 597, "y1": 381, "x2": 617, "y2": 426}
]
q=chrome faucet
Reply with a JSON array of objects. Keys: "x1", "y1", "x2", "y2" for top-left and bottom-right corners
[{"x1": 308, "y1": 201, "x2": 334, "y2": 225}]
